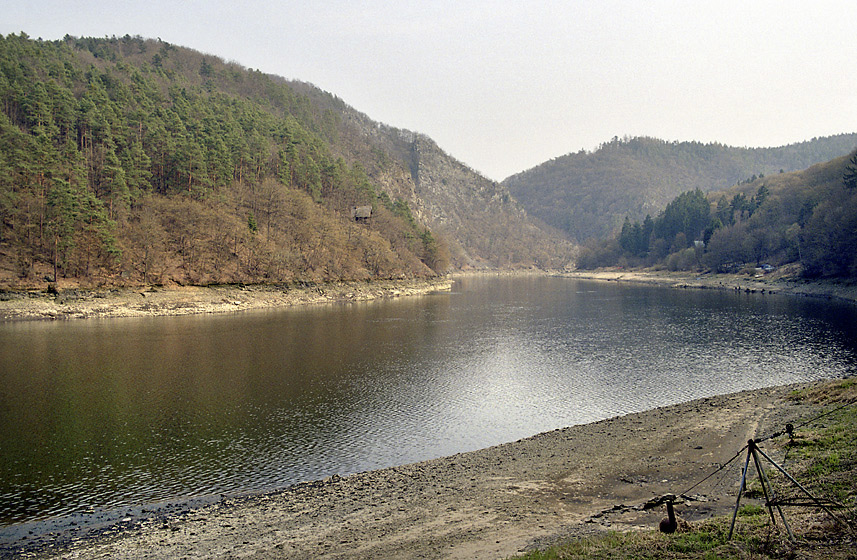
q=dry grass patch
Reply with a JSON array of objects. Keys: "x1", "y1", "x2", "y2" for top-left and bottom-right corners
[{"x1": 512, "y1": 379, "x2": 857, "y2": 560}]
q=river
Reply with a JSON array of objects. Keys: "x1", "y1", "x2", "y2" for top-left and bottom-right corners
[{"x1": 1, "y1": 275, "x2": 855, "y2": 530}]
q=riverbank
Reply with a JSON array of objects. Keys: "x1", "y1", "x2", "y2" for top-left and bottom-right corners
[
  {"x1": 9, "y1": 380, "x2": 835, "y2": 560},
  {"x1": 561, "y1": 266, "x2": 857, "y2": 304},
  {"x1": 3, "y1": 266, "x2": 855, "y2": 322},
  {"x1": 0, "y1": 277, "x2": 453, "y2": 322}
]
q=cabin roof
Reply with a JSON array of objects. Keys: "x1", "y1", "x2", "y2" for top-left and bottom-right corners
[{"x1": 351, "y1": 205, "x2": 372, "y2": 219}]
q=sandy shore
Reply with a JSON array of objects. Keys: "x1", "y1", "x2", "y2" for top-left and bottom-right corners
[
  {"x1": 8, "y1": 381, "x2": 828, "y2": 560},
  {"x1": 561, "y1": 267, "x2": 857, "y2": 304},
  {"x1": 0, "y1": 278, "x2": 453, "y2": 322}
]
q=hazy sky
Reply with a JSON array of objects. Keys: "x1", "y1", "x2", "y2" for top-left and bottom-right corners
[{"x1": 3, "y1": 1, "x2": 856, "y2": 180}]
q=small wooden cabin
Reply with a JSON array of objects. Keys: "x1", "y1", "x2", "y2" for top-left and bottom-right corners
[{"x1": 351, "y1": 205, "x2": 372, "y2": 222}]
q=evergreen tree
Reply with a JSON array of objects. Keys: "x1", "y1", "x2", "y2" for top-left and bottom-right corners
[
  {"x1": 844, "y1": 151, "x2": 857, "y2": 189},
  {"x1": 654, "y1": 189, "x2": 710, "y2": 249}
]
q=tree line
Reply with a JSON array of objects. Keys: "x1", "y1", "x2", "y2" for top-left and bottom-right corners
[
  {"x1": 578, "y1": 150, "x2": 857, "y2": 278},
  {"x1": 0, "y1": 33, "x2": 449, "y2": 286},
  {"x1": 504, "y1": 134, "x2": 857, "y2": 243}
]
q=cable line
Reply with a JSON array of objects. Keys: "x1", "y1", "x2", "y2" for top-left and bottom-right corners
[
  {"x1": 756, "y1": 399, "x2": 855, "y2": 443},
  {"x1": 679, "y1": 444, "x2": 747, "y2": 497}
]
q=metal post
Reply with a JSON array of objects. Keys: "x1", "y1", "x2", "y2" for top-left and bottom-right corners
[
  {"x1": 728, "y1": 444, "x2": 753, "y2": 540},
  {"x1": 753, "y1": 444, "x2": 848, "y2": 528},
  {"x1": 750, "y1": 444, "x2": 777, "y2": 525},
  {"x1": 750, "y1": 442, "x2": 793, "y2": 539}
]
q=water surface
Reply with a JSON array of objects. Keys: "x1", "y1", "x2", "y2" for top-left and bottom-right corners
[{"x1": 1, "y1": 276, "x2": 855, "y2": 528}]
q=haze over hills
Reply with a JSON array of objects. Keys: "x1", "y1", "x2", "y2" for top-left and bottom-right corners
[
  {"x1": 503, "y1": 134, "x2": 857, "y2": 243},
  {"x1": 3, "y1": 32, "x2": 855, "y2": 290},
  {"x1": 0, "y1": 33, "x2": 573, "y2": 288},
  {"x1": 283, "y1": 80, "x2": 573, "y2": 270}
]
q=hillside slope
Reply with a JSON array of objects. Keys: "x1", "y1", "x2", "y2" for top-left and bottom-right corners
[
  {"x1": 285, "y1": 80, "x2": 574, "y2": 269},
  {"x1": 579, "y1": 148, "x2": 857, "y2": 278},
  {"x1": 703, "y1": 149, "x2": 857, "y2": 276},
  {"x1": 503, "y1": 135, "x2": 857, "y2": 242},
  {"x1": 0, "y1": 33, "x2": 574, "y2": 289}
]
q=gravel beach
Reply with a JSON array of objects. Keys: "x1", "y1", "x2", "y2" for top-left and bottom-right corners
[
  {"x1": 562, "y1": 268, "x2": 857, "y2": 304},
  {"x1": 1, "y1": 272, "x2": 847, "y2": 558},
  {"x1": 8, "y1": 382, "x2": 825, "y2": 560}
]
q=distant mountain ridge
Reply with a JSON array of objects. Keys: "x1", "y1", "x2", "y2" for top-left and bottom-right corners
[
  {"x1": 503, "y1": 134, "x2": 857, "y2": 242},
  {"x1": 283, "y1": 80, "x2": 574, "y2": 269}
]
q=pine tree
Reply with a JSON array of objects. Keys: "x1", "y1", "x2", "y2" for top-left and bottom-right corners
[{"x1": 844, "y1": 152, "x2": 857, "y2": 189}]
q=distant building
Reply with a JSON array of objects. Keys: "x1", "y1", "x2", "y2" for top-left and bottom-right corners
[{"x1": 351, "y1": 205, "x2": 372, "y2": 222}]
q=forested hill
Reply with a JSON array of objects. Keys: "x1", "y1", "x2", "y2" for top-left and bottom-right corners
[
  {"x1": 503, "y1": 135, "x2": 857, "y2": 242},
  {"x1": 0, "y1": 33, "x2": 573, "y2": 289},
  {"x1": 281, "y1": 80, "x2": 574, "y2": 270},
  {"x1": 580, "y1": 149, "x2": 857, "y2": 278}
]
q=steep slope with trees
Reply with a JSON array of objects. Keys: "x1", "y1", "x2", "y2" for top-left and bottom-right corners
[
  {"x1": 503, "y1": 135, "x2": 857, "y2": 242},
  {"x1": 283, "y1": 80, "x2": 574, "y2": 269},
  {"x1": 704, "y1": 150, "x2": 857, "y2": 277},
  {"x1": 580, "y1": 150, "x2": 857, "y2": 278},
  {"x1": 0, "y1": 33, "x2": 574, "y2": 288}
]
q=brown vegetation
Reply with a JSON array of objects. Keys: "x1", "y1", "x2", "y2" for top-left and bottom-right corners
[{"x1": 1, "y1": 33, "x2": 572, "y2": 292}]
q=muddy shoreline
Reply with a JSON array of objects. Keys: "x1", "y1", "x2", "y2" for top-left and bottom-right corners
[
  {"x1": 0, "y1": 277, "x2": 454, "y2": 322},
  {"x1": 2, "y1": 267, "x2": 855, "y2": 323},
  {"x1": 561, "y1": 267, "x2": 857, "y2": 305},
  {"x1": 5, "y1": 381, "x2": 833, "y2": 559}
]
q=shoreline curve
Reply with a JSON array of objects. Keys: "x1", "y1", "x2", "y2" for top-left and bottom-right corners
[
  {"x1": 0, "y1": 277, "x2": 454, "y2": 322},
  {"x1": 5, "y1": 379, "x2": 838, "y2": 560}
]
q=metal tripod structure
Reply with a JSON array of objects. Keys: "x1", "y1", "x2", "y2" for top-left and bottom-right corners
[{"x1": 728, "y1": 438, "x2": 847, "y2": 540}]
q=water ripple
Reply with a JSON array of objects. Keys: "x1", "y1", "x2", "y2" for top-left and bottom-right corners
[{"x1": 1, "y1": 277, "x2": 855, "y2": 528}]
